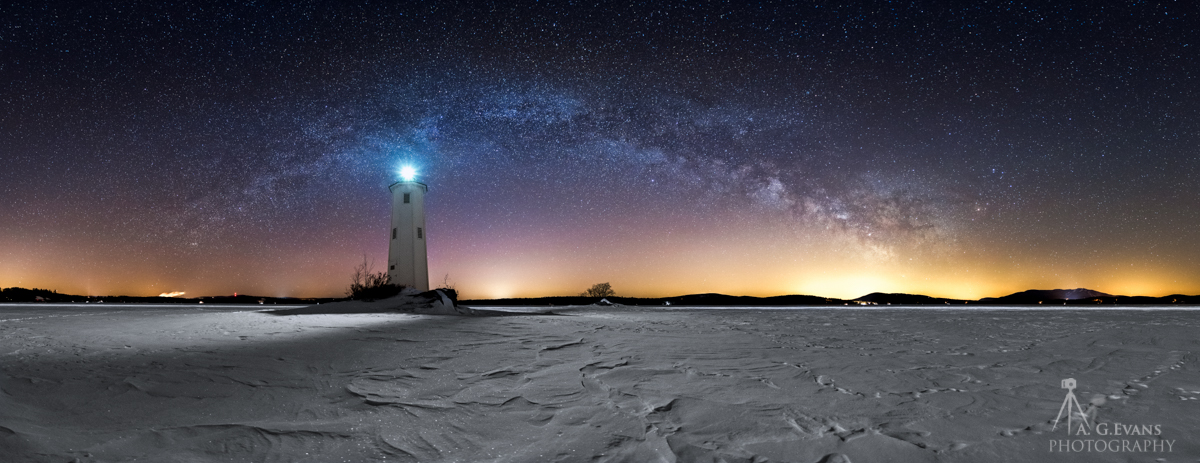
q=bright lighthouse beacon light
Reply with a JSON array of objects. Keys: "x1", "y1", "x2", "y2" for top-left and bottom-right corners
[{"x1": 400, "y1": 166, "x2": 417, "y2": 181}]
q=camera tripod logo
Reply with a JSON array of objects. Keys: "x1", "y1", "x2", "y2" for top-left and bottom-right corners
[{"x1": 1053, "y1": 378, "x2": 1093, "y2": 434}]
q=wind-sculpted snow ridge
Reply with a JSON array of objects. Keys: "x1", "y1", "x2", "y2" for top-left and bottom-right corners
[{"x1": 1, "y1": 305, "x2": 1198, "y2": 461}]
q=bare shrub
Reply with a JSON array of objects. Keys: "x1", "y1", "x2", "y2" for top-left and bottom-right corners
[
  {"x1": 437, "y1": 274, "x2": 458, "y2": 302},
  {"x1": 347, "y1": 256, "x2": 403, "y2": 300}
]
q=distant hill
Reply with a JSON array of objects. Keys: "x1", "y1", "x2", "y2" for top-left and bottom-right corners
[
  {"x1": 854, "y1": 292, "x2": 970, "y2": 305},
  {"x1": 466, "y1": 289, "x2": 1200, "y2": 307},
  {"x1": 0, "y1": 287, "x2": 72, "y2": 302},
  {"x1": 978, "y1": 288, "x2": 1113, "y2": 304},
  {"x1": 666, "y1": 293, "x2": 841, "y2": 306},
  {"x1": 0, "y1": 287, "x2": 338, "y2": 304},
  {"x1": 460, "y1": 293, "x2": 843, "y2": 307}
]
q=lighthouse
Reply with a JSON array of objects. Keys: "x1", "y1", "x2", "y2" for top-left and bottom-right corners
[{"x1": 387, "y1": 167, "x2": 429, "y2": 291}]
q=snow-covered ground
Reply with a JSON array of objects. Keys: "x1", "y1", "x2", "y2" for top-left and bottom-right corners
[{"x1": 1, "y1": 303, "x2": 1197, "y2": 462}]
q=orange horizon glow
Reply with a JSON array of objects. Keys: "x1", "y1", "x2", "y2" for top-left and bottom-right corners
[
  {"x1": 4, "y1": 170, "x2": 1196, "y2": 302},
  {"x1": 3, "y1": 270, "x2": 1193, "y2": 301},
  {"x1": 6, "y1": 217, "x2": 1193, "y2": 301}
]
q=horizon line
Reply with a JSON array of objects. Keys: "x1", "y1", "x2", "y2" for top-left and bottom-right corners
[{"x1": 4, "y1": 286, "x2": 1199, "y2": 302}]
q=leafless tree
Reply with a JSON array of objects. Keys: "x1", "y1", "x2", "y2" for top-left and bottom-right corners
[{"x1": 581, "y1": 282, "x2": 615, "y2": 298}]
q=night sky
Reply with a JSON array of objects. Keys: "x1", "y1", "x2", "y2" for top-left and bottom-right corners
[{"x1": 2, "y1": 1, "x2": 1197, "y2": 300}]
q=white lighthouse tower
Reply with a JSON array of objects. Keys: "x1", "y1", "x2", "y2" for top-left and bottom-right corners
[{"x1": 387, "y1": 167, "x2": 429, "y2": 291}]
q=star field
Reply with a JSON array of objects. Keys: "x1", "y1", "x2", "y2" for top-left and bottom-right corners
[{"x1": 2, "y1": 1, "x2": 1197, "y2": 299}]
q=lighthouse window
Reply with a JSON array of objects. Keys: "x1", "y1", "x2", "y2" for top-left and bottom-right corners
[
  {"x1": 392, "y1": 228, "x2": 396, "y2": 239},
  {"x1": 403, "y1": 193, "x2": 410, "y2": 204},
  {"x1": 390, "y1": 265, "x2": 395, "y2": 270},
  {"x1": 417, "y1": 227, "x2": 423, "y2": 239}
]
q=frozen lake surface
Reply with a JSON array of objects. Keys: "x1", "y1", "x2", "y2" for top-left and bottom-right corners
[{"x1": 1, "y1": 303, "x2": 1197, "y2": 462}]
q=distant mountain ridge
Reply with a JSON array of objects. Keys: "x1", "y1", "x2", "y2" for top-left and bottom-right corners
[
  {"x1": 5, "y1": 286, "x2": 1197, "y2": 306},
  {"x1": 854, "y1": 292, "x2": 967, "y2": 305},
  {"x1": 856, "y1": 288, "x2": 1125, "y2": 305},
  {"x1": 465, "y1": 288, "x2": 1198, "y2": 306},
  {"x1": 0, "y1": 287, "x2": 339, "y2": 304},
  {"x1": 977, "y1": 288, "x2": 1113, "y2": 304}
]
